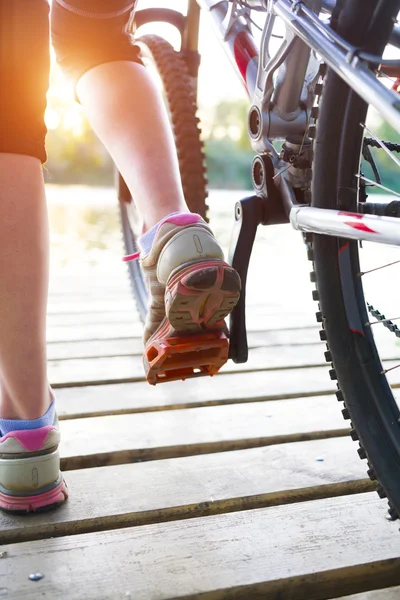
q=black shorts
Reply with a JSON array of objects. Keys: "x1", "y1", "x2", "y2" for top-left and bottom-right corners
[{"x1": 0, "y1": 0, "x2": 142, "y2": 163}]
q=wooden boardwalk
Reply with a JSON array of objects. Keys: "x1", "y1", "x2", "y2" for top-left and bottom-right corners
[{"x1": 2, "y1": 194, "x2": 400, "y2": 599}]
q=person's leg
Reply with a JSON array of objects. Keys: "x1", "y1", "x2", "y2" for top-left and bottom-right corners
[
  {"x1": 51, "y1": 0, "x2": 241, "y2": 383},
  {"x1": 0, "y1": 0, "x2": 67, "y2": 513},
  {"x1": 0, "y1": 156, "x2": 50, "y2": 421},
  {"x1": 51, "y1": 0, "x2": 187, "y2": 231},
  {"x1": 0, "y1": 0, "x2": 51, "y2": 420},
  {"x1": 76, "y1": 61, "x2": 188, "y2": 230}
]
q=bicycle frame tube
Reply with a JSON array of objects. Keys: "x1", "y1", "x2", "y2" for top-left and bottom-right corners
[
  {"x1": 197, "y1": 0, "x2": 323, "y2": 144},
  {"x1": 275, "y1": 0, "x2": 400, "y2": 134},
  {"x1": 197, "y1": 0, "x2": 400, "y2": 135},
  {"x1": 197, "y1": 0, "x2": 318, "y2": 119},
  {"x1": 196, "y1": 0, "x2": 400, "y2": 246},
  {"x1": 291, "y1": 207, "x2": 400, "y2": 247},
  {"x1": 183, "y1": 1, "x2": 201, "y2": 52},
  {"x1": 196, "y1": 0, "x2": 259, "y2": 97}
]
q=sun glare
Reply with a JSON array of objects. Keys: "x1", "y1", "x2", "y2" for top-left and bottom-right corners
[{"x1": 46, "y1": 0, "x2": 244, "y2": 140}]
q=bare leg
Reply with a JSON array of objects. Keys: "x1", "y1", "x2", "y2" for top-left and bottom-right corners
[
  {"x1": 75, "y1": 57, "x2": 241, "y2": 387},
  {"x1": 76, "y1": 61, "x2": 188, "y2": 231},
  {"x1": 0, "y1": 155, "x2": 51, "y2": 420}
]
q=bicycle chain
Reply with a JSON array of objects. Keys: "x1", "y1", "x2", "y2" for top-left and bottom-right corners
[
  {"x1": 364, "y1": 138, "x2": 400, "y2": 153},
  {"x1": 363, "y1": 136, "x2": 400, "y2": 337},
  {"x1": 367, "y1": 304, "x2": 400, "y2": 338}
]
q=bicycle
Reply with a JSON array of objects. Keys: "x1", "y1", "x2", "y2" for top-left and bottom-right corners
[{"x1": 116, "y1": 0, "x2": 400, "y2": 525}]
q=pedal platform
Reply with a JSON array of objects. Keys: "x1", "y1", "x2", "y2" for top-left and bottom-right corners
[{"x1": 143, "y1": 330, "x2": 229, "y2": 385}]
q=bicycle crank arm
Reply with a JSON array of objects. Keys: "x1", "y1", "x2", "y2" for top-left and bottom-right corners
[
  {"x1": 290, "y1": 206, "x2": 400, "y2": 246},
  {"x1": 228, "y1": 195, "x2": 265, "y2": 363}
]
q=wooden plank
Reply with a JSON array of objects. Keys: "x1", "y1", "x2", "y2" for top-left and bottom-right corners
[
  {"x1": 46, "y1": 307, "x2": 318, "y2": 326},
  {"x1": 57, "y1": 396, "x2": 348, "y2": 470},
  {"x1": 48, "y1": 344, "x2": 328, "y2": 386},
  {"x1": 47, "y1": 299, "x2": 137, "y2": 316},
  {"x1": 45, "y1": 318, "x2": 318, "y2": 342},
  {"x1": 0, "y1": 436, "x2": 373, "y2": 544},
  {"x1": 3, "y1": 494, "x2": 400, "y2": 600},
  {"x1": 54, "y1": 373, "x2": 336, "y2": 419},
  {"x1": 47, "y1": 337, "x2": 144, "y2": 360},
  {"x1": 46, "y1": 321, "x2": 143, "y2": 342},
  {"x1": 44, "y1": 309, "x2": 400, "y2": 363},
  {"x1": 47, "y1": 346, "x2": 400, "y2": 387},
  {"x1": 46, "y1": 330, "x2": 323, "y2": 361},
  {"x1": 46, "y1": 293, "x2": 315, "y2": 321},
  {"x1": 333, "y1": 588, "x2": 400, "y2": 599},
  {"x1": 47, "y1": 310, "x2": 141, "y2": 326}
]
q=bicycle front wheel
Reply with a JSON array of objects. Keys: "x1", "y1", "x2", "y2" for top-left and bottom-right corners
[{"x1": 310, "y1": 0, "x2": 400, "y2": 519}]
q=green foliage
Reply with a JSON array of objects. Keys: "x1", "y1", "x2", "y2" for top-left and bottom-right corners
[
  {"x1": 44, "y1": 62, "x2": 114, "y2": 185},
  {"x1": 44, "y1": 79, "x2": 399, "y2": 192},
  {"x1": 45, "y1": 124, "x2": 114, "y2": 186},
  {"x1": 204, "y1": 139, "x2": 254, "y2": 189},
  {"x1": 363, "y1": 119, "x2": 400, "y2": 194}
]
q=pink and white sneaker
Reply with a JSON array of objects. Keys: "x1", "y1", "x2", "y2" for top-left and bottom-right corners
[
  {"x1": 125, "y1": 213, "x2": 241, "y2": 385},
  {"x1": 0, "y1": 415, "x2": 68, "y2": 513}
]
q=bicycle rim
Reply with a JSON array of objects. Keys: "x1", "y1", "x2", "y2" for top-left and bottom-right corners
[{"x1": 310, "y1": 0, "x2": 400, "y2": 519}]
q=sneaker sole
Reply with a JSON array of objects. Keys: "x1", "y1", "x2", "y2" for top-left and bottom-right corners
[
  {"x1": 165, "y1": 260, "x2": 241, "y2": 332},
  {"x1": 143, "y1": 261, "x2": 241, "y2": 385},
  {"x1": 0, "y1": 478, "x2": 68, "y2": 514}
]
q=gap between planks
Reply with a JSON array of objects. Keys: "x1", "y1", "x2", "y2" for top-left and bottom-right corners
[
  {"x1": 332, "y1": 587, "x2": 400, "y2": 600},
  {"x1": 46, "y1": 332, "x2": 325, "y2": 361},
  {"x1": 56, "y1": 391, "x2": 336, "y2": 421},
  {"x1": 50, "y1": 362, "x2": 338, "y2": 393},
  {"x1": 47, "y1": 352, "x2": 400, "y2": 388},
  {"x1": 57, "y1": 396, "x2": 349, "y2": 470},
  {"x1": 45, "y1": 321, "x2": 320, "y2": 343},
  {"x1": 60, "y1": 429, "x2": 350, "y2": 471},
  {"x1": 1, "y1": 436, "x2": 373, "y2": 544},
  {"x1": 3, "y1": 494, "x2": 400, "y2": 600},
  {"x1": 53, "y1": 371, "x2": 337, "y2": 421}
]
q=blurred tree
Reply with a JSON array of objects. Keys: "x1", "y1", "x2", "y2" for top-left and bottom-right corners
[
  {"x1": 43, "y1": 59, "x2": 400, "y2": 193},
  {"x1": 365, "y1": 119, "x2": 400, "y2": 194},
  {"x1": 44, "y1": 60, "x2": 114, "y2": 185}
]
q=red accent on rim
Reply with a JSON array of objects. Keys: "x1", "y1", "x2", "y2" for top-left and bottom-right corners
[
  {"x1": 233, "y1": 31, "x2": 258, "y2": 88},
  {"x1": 350, "y1": 328, "x2": 365, "y2": 337}
]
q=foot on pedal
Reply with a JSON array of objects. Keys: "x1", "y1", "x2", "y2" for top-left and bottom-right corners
[
  {"x1": 124, "y1": 211, "x2": 241, "y2": 384},
  {"x1": 144, "y1": 258, "x2": 241, "y2": 385},
  {"x1": 144, "y1": 329, "x2": 230, "y2": 385}
]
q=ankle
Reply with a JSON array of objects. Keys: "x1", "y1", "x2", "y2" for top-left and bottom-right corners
[
  {"x1": 0, "y1": 387, "x2": 53, "y2": 420},
  {"x1": 144, "y1": 208, "x2": 190, "y2": 232}
]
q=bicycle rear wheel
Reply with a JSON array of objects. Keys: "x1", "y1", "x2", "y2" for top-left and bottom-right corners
[
  {"x1": 117, "y1": 34, "x2": 208, "y2": 321},
  {"x1": 310, "y1": 0, "x2": 400, "y2": 519}
]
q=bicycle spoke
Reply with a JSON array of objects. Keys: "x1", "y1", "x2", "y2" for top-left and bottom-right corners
[
  {"x1": 361, "y1": 123, "x2": 400, "y2": 170},
  {"x1": 367, "y1": 316, "x2": 400, "y2": 326},
  {"x1": 356, "y1": 174, "x2": 400, "y2": 198},
  {"x1": 381, "y1": 363, "x2": 400, "y2": 375},
  {"x1": 359, "y1": 260, "x2": 400, "y2": 276}
]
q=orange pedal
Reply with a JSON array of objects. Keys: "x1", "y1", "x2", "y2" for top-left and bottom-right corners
[{"x1": 143, "y1": 331, "x2": 229, "y2": 385}]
